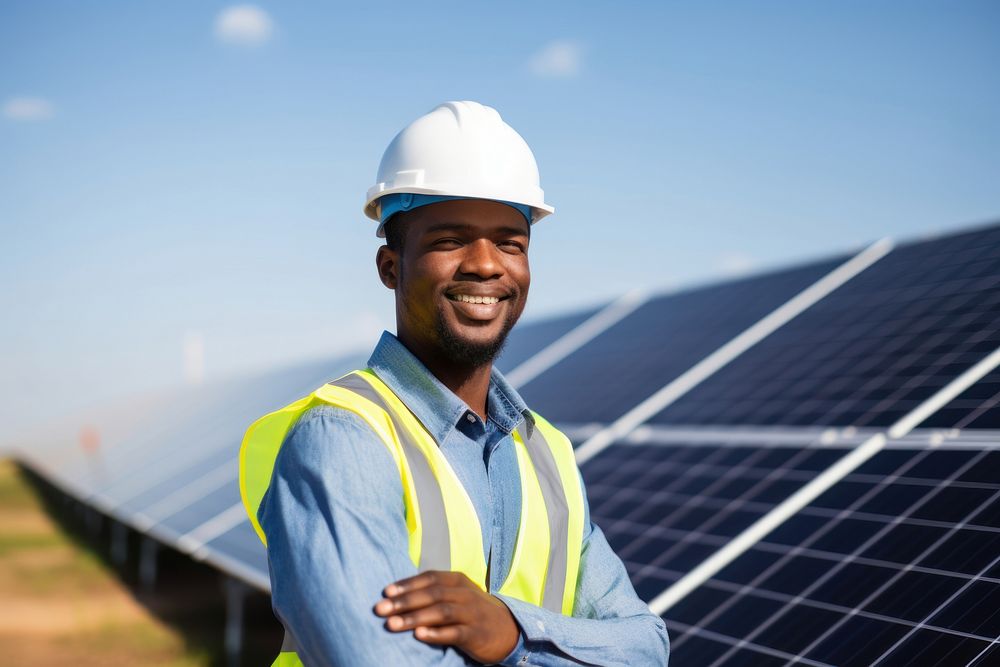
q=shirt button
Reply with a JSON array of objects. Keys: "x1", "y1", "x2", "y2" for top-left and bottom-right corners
[{"x1": 466, "y1": 413, "x2": 476, "y2": 423}]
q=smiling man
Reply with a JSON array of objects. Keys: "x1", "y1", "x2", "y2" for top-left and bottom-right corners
[{"x1": 240, "y1": 101, "x2": 669, "y2": 666}]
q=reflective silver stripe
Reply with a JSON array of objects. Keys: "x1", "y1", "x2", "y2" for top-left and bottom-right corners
[
  {"x1": 329, "y1": 373, "x2": 451, "y2": 571},
  {"x1": 280, "y1": 629, "x2": 297, "y2": 652},
  {"x1": 517, "y1": 415, "x2": 569, "y2": 613}
]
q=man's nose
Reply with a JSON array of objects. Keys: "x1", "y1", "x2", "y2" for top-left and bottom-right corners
[{"x1": 458, "y1": 239, "x2": 503, "y2": 279}]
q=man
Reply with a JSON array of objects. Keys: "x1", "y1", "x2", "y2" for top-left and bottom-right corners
[{"x1": 240, "y1": 101, "x2": 669, "y2": 666}]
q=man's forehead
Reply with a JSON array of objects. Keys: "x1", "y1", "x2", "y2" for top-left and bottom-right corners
[
  {"x1": 421, "y1": 220, "x2": 530, "y2": 236},
  {"x1": 409, "y1": 200, "x2": 531, "y2": 235}
]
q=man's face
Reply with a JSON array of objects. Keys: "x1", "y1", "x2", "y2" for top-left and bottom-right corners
[{"x1": 377, "y1": 198, "x2": 531, "y2": 367}]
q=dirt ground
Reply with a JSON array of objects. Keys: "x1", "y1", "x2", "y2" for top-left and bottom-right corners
[{"x1": 0, "y1": 459, "x2": 221, "y2": 666}]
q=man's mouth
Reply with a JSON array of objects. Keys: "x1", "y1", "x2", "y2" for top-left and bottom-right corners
[
  {"x1": 446, "y1": 294, "x2": 504, "y2": 305},
  {"x1": 444, "y1": 290, "x2": 513, "y2": 321}
]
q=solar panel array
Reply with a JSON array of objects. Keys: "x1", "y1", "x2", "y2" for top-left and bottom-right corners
[
  {"x1": 15, "y1": 354, "x2": 367, "y2": 589},
  {"x1": 665, "y1": 447, "x2": 1000, "y2": 666},
  {"x1": 653, "y1": 224, "x2": 1000, "y2": 427},
  {"x1": 516, "y1": 257, "x2": 848, "y2": 425},
  {"x1": 14, "y1": 220, "x2": 1000, "y2": 665}
]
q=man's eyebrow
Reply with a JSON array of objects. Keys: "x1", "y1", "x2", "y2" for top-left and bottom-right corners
[{"x1": 423, "y1": 221, "x2": 530, "y2": 236}]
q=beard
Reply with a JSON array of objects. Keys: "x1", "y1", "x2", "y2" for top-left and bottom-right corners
[{"x1": 434, "y1": 302, "x2": 521, "y2": 368}]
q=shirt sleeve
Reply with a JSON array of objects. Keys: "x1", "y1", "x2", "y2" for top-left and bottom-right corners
[
  {"x1": 496, "y1": 471, "x2": 670, "y2": 667},
  {"x1": 258, "y1": 405, "x2": 473, "y2": 667}
]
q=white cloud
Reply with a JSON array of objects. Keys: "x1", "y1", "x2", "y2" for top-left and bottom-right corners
[
  {"x1": 3, "y1": 96, "x2": 54, "y2": 121},
  {"x1": 715, "y1": 252, "x2": 757, "y2": 277},
  {"x1": 529, "y1": 40, "x2": 583, "y2": 78},
  {"x1": 215, "y1": 5, "x2": 273, "y2": 46}
]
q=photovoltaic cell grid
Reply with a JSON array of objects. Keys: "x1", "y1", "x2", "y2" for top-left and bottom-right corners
[
  {"x1": 518, "y1": 255, "x2": 849, "y2": 425},
  {"x1": 580, "y1": 442, "x2": 845, "y2": 601},
  {"x1": 664, "y1": 447, "x2": 1000, "y2": 667},
  {"x1": 921, "y1": 367, "x2": 1000, "y2": 429},
  {"x1": 653, "y1": 224, "x2": 1000, "y2": 427}
]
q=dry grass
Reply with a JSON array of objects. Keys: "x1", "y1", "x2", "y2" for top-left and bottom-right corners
[{"x1": 0, "y1": 459, "x2": 212, "y2": 667}]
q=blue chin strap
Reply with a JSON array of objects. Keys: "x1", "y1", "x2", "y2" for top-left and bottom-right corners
[{"x1": 377, "y1": 193, "x2": 532, "y2": 237}]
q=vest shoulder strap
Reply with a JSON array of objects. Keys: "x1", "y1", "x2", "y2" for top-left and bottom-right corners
[
  {"x1": 240, "y1": 370, "x2": 410, "y2": 547},
  {"x1": 239, "y1": 369, "x2": 485, "y2": 579}
]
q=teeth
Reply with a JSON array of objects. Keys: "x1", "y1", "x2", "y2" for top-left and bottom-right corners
[{"x1": 452, "y1": 294, "x2": 500, "y2": 304}]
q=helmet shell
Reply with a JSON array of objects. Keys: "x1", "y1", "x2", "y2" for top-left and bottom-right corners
[{"x1": 365, "y1": 101, "x2": 554, "y2": 237}]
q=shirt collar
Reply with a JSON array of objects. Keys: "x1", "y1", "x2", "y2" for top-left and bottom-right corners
[{"x1": 366, "y1": 331, "x2": 531, "y2": 445}]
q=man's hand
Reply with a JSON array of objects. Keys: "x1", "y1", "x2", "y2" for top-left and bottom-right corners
[{"x1": 374, "y1": 570, "x2": 520, "y2": 664}]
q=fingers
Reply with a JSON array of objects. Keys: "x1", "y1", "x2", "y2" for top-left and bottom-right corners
[
  {"x1": 376, "y1": 570, "x2": 475, "y2": 618},
  {"x1": 383, "y1": 570, "x2": 464, "y2": 597},
  {"x1": 413, "y1": 625, "x2": 465, "y2": 646},
  {"x1": 373, "y1": 570, "x2": 498, "y2": 655},
  {"x1": 375, "y1": 586, "x2": 449, "y2": 617},
  {"x1": 381, "y1": 602, "x2": 466, "y2": 632}
]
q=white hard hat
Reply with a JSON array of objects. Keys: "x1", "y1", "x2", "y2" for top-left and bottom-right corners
[{"x1": 364, "y1": 101, "x2": 554, "y2": 237}]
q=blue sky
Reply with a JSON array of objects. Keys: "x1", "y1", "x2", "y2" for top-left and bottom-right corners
[{"x1": 2, "y1": 1, "x2": 999, "y2": 440}]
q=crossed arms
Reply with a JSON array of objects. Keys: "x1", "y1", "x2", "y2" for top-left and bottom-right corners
[{"x1": 259, "y1": 407, "x2": 669, "y2": 666}]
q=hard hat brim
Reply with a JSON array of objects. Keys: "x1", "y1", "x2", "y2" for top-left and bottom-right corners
[{"x1": 365, "y1": 186, "x2": 554, "y2": 238}]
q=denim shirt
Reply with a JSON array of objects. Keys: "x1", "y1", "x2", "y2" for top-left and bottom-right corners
[{"x1": 259, "y1": 332, "x2": 669, "y2": 666}]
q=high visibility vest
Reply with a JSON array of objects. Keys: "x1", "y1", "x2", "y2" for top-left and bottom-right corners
[{"x1": 239, "y1": 369, "x2": 585, "y2": 667}]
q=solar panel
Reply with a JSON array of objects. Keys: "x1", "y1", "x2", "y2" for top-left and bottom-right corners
[
  {"x1": 95, "y1": 359, "x2": 354, "y2": 509},
  {"x1": 517, "y1": 256, "x2": 849, "y2": 425},
  {"x1": 653, "y1": 224, "x2": 1000, "y2": 427},
  {"x1": 15, "y1": 353, "x2": 364, "y2": 592},
  {"x1": 662, "y1": 445, "x2": 1000, "y2": 666},
  {"x1": 137, "y1": 356, "x2": 364, "y2": 558},
  {"x1": 581, "y1": 436, "x2": 850, "y2": 601},
  {"x1": 15, "y1": 386, "x2": 197, "y2": 501},
  {"x1": 205, "y1": 522, "x2": 270, "y2": 582},
  {"x1": 920, "y1": 368, "x2": 1000, "y2": 429}
]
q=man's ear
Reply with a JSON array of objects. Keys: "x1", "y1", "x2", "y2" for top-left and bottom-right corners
[{"x1": 376, "y1": 245, "x2": 399, "y2": 290}]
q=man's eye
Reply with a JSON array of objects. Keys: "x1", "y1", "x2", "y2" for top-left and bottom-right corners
[
  {"x1": 433, "y1": 238, "x2": 462, "y2": 248},
  {"x1": 498, "y1": 240, "x2": 526, "y2": 253}
]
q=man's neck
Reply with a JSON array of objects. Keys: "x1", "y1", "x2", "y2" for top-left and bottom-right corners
[
  {"x1": 396, "y1": 334, "x2": 493, "y2": 420},
  {"x1": 432, "y1": 363, "x2": 492, "y2": 421}
]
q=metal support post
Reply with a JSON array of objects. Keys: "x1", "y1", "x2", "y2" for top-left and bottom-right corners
[
  {"x1": 139, "y1": 537, "x2": 160, "y2": 593},
  {"x1": 85, "y1": 506, "x2": 103, "y2": 539},
  {"x1": 111, "y1": 521, "x2": 128, "y2": 566},
  {"x1": 224, "y1": 576, "x2": 249, "y2": 667}
]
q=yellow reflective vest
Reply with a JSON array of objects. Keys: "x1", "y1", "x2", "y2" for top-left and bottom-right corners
[{"x1": 239, "y1": 369, "x2": 585, "y2": 666}]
